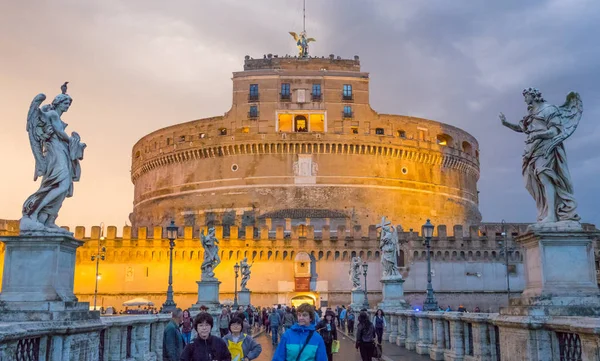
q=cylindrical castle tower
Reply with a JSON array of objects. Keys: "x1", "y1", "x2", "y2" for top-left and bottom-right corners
[{"x1": 130, "y1": 55, "x2": 481, "y2": 232}]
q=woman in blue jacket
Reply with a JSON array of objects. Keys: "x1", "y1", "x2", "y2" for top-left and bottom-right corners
[{"x1": 272, "y1": 303, "x2": 328, "y2": 361}]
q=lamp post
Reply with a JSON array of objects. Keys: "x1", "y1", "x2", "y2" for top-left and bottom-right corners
[
  {"x1": 361, "y1": 261, "x2": 369, "y2": 309},
  {"x1": 499, "y1": 220, "x2": 516, "y2": 305},
  {"x1": 162, "y1": 220, "x2": 179, "y2": 313},
  {"x1": 233, "y1": 262, "x2": 240, "y2": 309},
  {"x1": 91, "y1": 223, "x2": 106, "y2": 311},
  {"x1": 422, "y1": 219, "x2": 438, "y2": 311}
]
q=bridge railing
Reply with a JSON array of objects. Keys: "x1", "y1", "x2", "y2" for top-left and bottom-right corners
[
  {"x1": 357, "y1": 309, "x2": 600, "y2": 361},
  {"x1": 0, "y1": 314, "x2": 170, "y2": 361}
]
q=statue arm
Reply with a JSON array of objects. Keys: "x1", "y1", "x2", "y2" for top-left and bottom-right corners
[{"x1": 499, "y1": 112, "x2": 523, "y2": 133}]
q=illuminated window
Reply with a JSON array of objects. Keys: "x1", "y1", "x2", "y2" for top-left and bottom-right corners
[
  {"x1": 436, "y1": 134, "x2": 453, "y2": 146},
  {"x1": 343, "y1": 106, "x2": 353, "y2": 118},
  {"x1": 281, "y1": 83, "x2": 291, "y2": 100},
  {"x1": 241, "y1": 127, "x2": 250, "y2": 133},
  {"x1": 295, "y1": 115, "x2": 308, "y2": 132},
  {"x1": 199, "y1": 133, "x2": 206, "y2": 139},
  {"x1": 278, "y1": 114, "x2": 293, "y2": 132},
  {"x1": 309, "y1": 114, "x2": 324, "y2": 132},
  {"x1": 343, "y1": 84, "x2": 353, "y2": 100},
  {"x1": 219, "y1": 128, "x2": 227, "y2": 136}
]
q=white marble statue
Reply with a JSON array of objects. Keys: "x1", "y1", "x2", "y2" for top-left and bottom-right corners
[
  {"x1": 20, "y1": 83, "x2": 86, "y2": 234},
  {"x1": 349, "y1": 256, "x2": 363, "y2": 290},
  {"x1": 200, "y1": 227, "x2": 221, "y2": 280},
  {"x1": 240, "y1": 257, "x2": 252, "y2": 291},
  {"x1": 377, "y1": 216, "x2": 402, "y2": 279},
  {"x1": 500, "y1": 88, "x2": 582, "y2": 225}
]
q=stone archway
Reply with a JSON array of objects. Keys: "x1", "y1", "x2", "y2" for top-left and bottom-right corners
[{"x1": 290, "y1": 294, "x2": 316, "y2": 307}]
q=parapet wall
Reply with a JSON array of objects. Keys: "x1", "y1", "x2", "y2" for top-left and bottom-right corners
[{"x1": 243, "y1": 54, "x2": 361, "y2": 71}]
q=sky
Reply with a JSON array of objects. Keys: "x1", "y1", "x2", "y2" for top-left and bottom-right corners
[{"x1": 1, "y1": 0, "x2": 599, "y2": 231}]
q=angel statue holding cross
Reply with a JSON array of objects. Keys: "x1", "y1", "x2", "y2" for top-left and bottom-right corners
[
  {"x1": 289, "y1": 31, "x2": 315, "y2": 58},
  {"x1": 377, "y1": 216, "x2": 402, "y2": 280}
]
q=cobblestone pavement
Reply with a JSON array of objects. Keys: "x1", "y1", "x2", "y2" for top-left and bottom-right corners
[{"x1": 254, "y1": 330, "x2": 429, "y2": 361}]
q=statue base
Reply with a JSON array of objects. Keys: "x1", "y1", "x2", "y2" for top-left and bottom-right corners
[
  {"x1": 350, "y1": 289, "x2": 366, "y2": 310},
  {"x1": 378, "y1": 277, "x2": 409, "y2": 312},
  {"x1": 500, "y1": 227, "x2": 600, "y2": 317},
  {"x1": 0, "y1": 235, "x2": 96, "y2": 322},
  {"x1": 191, "y1": 279, "x2": 221, "y2": 313},
  {"x1": 238, "y1": 290, "x2": 251, "y2": 307}
]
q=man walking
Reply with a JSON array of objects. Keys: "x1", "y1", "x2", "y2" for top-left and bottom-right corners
[
  {"x1": 269, "y1": 308, "x2": 282, "y2": 345},
  {"x1": 339, "y1": 306, "x2": 347, "y2": 332},
  {"x1": 163, "y1": 308, "x2": 185, "y2": 361}
]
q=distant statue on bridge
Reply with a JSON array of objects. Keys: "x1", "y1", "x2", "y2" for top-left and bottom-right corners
[
  {"x1": 349, "y1": 256, "x2": 363, "y2": 290},
  {"x1": 378, "y1": 216, "x2": 402, "y2": 279},
  {"x1": 20, "y1": 83, "x2": 86, "y2": 235},
  {"x1": 200, "y1": 227, "x2": 221, "y2": 280},
  {"x1": 500, "y1": 88, "x2": 582, "y2": 226},
  {"x1": 240, "y1": 257, "x2": 252, "y2": 291}
]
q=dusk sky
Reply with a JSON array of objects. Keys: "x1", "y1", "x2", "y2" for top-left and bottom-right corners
[{"x1": 1, "y1": 0, "x2": 599, "y2": 231}]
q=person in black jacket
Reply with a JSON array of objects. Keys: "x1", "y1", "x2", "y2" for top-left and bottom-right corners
[
  {"x1": 354, "y1": 312, "x2": 376, "y2": 361},
  {"x1": 181, "y1": 312, "x2": 232, "y2": 361},
  {"x1": 316, "y1": 310, "x2": 338, "y2": 361}
]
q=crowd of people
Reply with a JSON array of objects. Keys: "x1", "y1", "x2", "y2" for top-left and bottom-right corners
[{"x1": 161, "y1": 303, "x2": 387, "y2": 361}]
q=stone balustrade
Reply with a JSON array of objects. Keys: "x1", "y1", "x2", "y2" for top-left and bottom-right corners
[
  {"x1": 0, "y1": 314, "x2": 170, "y2": 361},
  {"x1": 357, "y1": 309, "x2": 600, "y2": 361}
]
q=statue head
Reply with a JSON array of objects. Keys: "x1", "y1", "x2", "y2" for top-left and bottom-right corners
[
  {"x1": 51, "y1": 93, "x2": 73, "y2": 113},
  {"x1": 522, "y1": 87, "x2": 545, "y2": 105}
]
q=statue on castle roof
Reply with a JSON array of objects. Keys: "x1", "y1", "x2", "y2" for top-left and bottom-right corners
[
  {"x1": 349, "y1": 256, "x2": 362, "y2": 291},
  {"x1": 200, "y1": 227, "x2": 221, "y2": 280},
  {"x1": 377, "y1": 216, "x2": 402, "y2": 280},
  {"x1": 240, "y1": 257, "x2": 252, "y2": 291},
  {"x1": 289, "y1": 31, "x2": 315, "y2": 58},
  {"x1": 500, "y1": 88, "x2": 582, "y2": 228},
  {"x1": 20, "y1": 83, "x2": 86, "y2": 235}
]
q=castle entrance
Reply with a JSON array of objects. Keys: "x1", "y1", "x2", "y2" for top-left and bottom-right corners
[{"x1": 290, "y1": 294, "x2": 316, "y2": 307}]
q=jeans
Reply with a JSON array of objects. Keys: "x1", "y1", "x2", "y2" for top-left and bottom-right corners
[
  {"x1": 325, "y1": 341, "x2": 333, "y2": 361},
  {"x1": 347, "y1": 320, "x2": 355, "y2": 334},
  {"x1": 182, "y1": 331, "x2": 192, "y2": 344},
  {"x1": 271, "y1": 325, "x2": 279, "y2": 344},
  {"x1": 375, "y1": 327, "x2": 384, "y2": 344},
  {"x1": 340, "y1": 319, "x2": 346, "y2": 331}
]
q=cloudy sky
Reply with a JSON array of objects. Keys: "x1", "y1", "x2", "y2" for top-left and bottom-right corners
[{"x1": 1, "y1": 0, "x2": 599, "y2": 231}]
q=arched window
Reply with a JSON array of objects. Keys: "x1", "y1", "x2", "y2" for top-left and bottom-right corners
[
  {"x1": 462, "y1": 141, "x2": 473, "y2": 155},
  {"x1": 436, "y1": 134, "x2": 453, "y2": 146},
  {"x1": 294, "y1": 115, "x2": 308, "y2": 132},
  {"x1": 397, "y1": 249, "x2": 405, "y2": 267}
]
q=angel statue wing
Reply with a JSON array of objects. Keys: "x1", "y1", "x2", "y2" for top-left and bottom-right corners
[
  {"x1": 289, "y1": 32, "x2": 299, "y2": 41},
  {"x1": 546, "y1": 92, "x2": 583, "y2": 157},
  {"x1": 306, "y1": 37, "x2": 316, "y2": 43},
  {"x1": 26, "y1": 93, "x2": 48, "y2": 181}
]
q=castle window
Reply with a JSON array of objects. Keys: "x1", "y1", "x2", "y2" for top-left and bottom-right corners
[
  {"x1": 294, "y1": 115, "x2": 308, "y2": 132},
  {"x1": 241, "y1": 127, "x2": 250, "y2": 133},
  {"x1": 249, "y1": 105, "x2": 259, "y2": 119},
  {"x1": 351, "y1": 127, "x2": 359, "y2": 134},
  {"x1": 375, "y1": 128, "x2": 385, "y2": 135},
  {"x1": 397, "y1": 130, "x2": 406, "y2": 138},
  {"x1": 199, "y1": 133, "x2": 206, "y2": 139},
  {"x1": 342, "y1": 84, "x2": 353, "y2": 101},
  {"x1": 281, "y1": 83, "x2": 291, "y2": 100},
  {"x1": 343, "y1": 106, "x2": 353, "y2": 119},
  {"x1": 312, "y1": 84, "x2": 322, "y2": 101},
  {"x1": 178, "y1": 135, "x2": 186, "y2": 143},
  {"x1": 219, "y1": 128, "x2": 227, "y2": 136},
  {"x1": 134, "y1": 151, "x2": 141, "y2": 159},
  {"x1": 418, "y1": 129, "x2": 427, "y2": 141},
  {"x1": 309, "y1": 114, "x2": 325, "y2": 132},
  {"x1": 462, "y1": 141, "x2": 473, "y2": 155},
  {"x1": 249, "y1": 84, "x2": 259, "y2": 102},
  {"x1": 437, "y1": 134, "x2": 453, "y2": 146},
  {"x1": 166, "y1": 138, "x2": 172, "y2": 145}
]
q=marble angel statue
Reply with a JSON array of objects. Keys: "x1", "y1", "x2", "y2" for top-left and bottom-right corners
[
  {"x1": 349, "y1": 256, "x2": 363, "y2": 290},
  {"x1": 289, "y1": 31, "x2": 315, "y2": 58},
  {"x1": 500, "y1": 88, "x2": 582, "y2": 225},
  {"x1": 200, "y1": 227, "x2": 221, "y2": 279},
  {"x1": 378, "y1": 216, "x2": 402, "y2": 279},
  {"x1": 20, "y1": 83, "x2": 86, "y2": 234},
  {"x1": 240, "y1": 257, "x2": 252, "y2": 291}
]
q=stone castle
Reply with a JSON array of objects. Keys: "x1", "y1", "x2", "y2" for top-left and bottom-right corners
[{"x1": 1, "y1": 55, "x2": 598, "y2": 312}]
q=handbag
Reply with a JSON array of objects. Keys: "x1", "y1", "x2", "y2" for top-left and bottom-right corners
[
  {"x1": 373, "y1": 343, "x2": 382, "y2": 359},
  {"x1": 331, "y1": 340, "x2": 340, "y2": 354}
]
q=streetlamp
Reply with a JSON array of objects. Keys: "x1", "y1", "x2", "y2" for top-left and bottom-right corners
[
  {"x1": 162, "y1": 220, "x2": 179, "y2": 313},
  {"x1": 422, "y1": 219, "x2": 438, "y2": 311},
  {"x1": 91, "y1": 223, "x2": 106, "y2": 311},
  {"x1": 361, "y1": 261, "x2": 369, "y2": 309},
  {"x1": 499, "y1": 220, "x2": 516, "y2": 304},
  {"x1": 233, "y1": 262, "x2": 240, "y2": 309}
]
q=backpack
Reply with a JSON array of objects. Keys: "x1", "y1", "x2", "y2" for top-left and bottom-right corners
[{"x1": 359, "y1": 324, "x2": 375, "y2": 343}]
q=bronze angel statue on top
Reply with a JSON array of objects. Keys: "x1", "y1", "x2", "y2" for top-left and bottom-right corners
[
  {"x1": 289, "y1": 31, "x2": 315, "y2": 58},
  {"x1": 500, "y1": 88, "x2": 582, "y2": 225},
  {"x1": 20, "y1": 83, "x2": 86, "y2": 234}
]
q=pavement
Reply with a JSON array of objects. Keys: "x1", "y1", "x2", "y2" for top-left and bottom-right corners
[{"x1": 253, "y1": 328, "x2": 429, "y2": 361}]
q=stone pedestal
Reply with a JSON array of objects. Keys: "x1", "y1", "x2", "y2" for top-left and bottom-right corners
[
  {"x1": 501, "y1": 227, "x2": 600, "y2": 317},
  {"x1": 350, "y1": 289, "x2": 366, "y2": 310},
  {"x1": 238, "y1": 290, "x2": 251, "y2": 307},
  {"x1": 0, "y1": 235, "x2": 95, "y2": 322},
  {"x1": 378, "y1": 277, "x2": 409, "y2": 312},
  {"x1": 191, "y1": 279, "x2": 221, "y2": 313}
]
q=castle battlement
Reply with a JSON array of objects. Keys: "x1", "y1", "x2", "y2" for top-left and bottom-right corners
[{"x1": 242, "y1": 54, "x2": 361, "y2": 72}]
